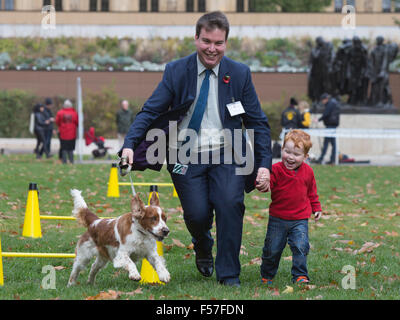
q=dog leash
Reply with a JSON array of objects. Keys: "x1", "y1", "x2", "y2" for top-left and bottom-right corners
[
  {"x1": 128, "y1": 171, "x2": 136, "y2": 196},
  {"x1": 118, "y1": 156, "x2": 136, "y2": 196}
]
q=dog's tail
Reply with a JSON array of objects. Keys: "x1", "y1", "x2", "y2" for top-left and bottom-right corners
[{"x1": 70, "y1": 189, "x2": 99, "y2": 228}]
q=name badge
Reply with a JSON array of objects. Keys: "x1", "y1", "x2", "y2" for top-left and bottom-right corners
[
  {"x1": 226, "y1": 101, "x2": 245, "y2": 117},
  {"x1": 172, "y1": 163, "x2": 188, "y2": 175}
]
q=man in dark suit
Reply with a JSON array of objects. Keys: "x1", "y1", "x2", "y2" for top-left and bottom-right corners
[{"x1": 120, "y1": 11, "x2": 272, "y2": 287}]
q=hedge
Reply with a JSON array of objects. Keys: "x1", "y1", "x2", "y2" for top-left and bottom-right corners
[{"x1": 0, "y1": 87, "x2": 291, "y2": 140}]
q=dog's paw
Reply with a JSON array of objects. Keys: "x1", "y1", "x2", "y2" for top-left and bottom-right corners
[
  {"x1": 158, "y1": 270, "x2": 171, "y2": 283},
  {"x1": 129, "y1": 273, "x2": 141, "y2": 281}
]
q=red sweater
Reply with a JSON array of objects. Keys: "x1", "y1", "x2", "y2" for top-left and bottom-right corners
[
  {"x1": 269, "y1": 161, "x2": 321, "y2": 220},
  {"x1": 56, "y1": 107, "x2": 79, "y2": 140}
]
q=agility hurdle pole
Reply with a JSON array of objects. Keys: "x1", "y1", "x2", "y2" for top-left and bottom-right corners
[
  {"x1": 39, "y1": 216, "x2": 114, "y2": 221},
  {"x1": 1, "y1": 252, "x2": 75, "y2": 258},
  {"x1": 0, "y1": 236, "x2": 75, "y2": 286},
  {"x1": 140, "y1": 185, "x2": 165, "y2": 285},
  {"x1": 22, "y1": 183, "x2": 42, "y2": 238},
  {"x1": 0, "y1": 236, "x2": 4, "y2": 286},
  {"x1": 118, "y1": 182, "x2": 178, "y2": 198}
]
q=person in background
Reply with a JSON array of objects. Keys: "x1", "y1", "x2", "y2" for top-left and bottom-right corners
[
  {"x1": 55, "y1": 99, "x2": 79, "y2": 164},
  {"x1": 116, "y1": 100, "x2": 135, "y2": 148},
  {"x1": 317, "y1": 93, "x2": 340, "y2": 165},
  {"x1": 281, "y1": 97, "x2": 301, "y2": 130},
  {"x1": 33, "y1": 103, "x2": 51, "y2": 159},
  {"x1": 297, "y1": 101, "x2": 311, "y2": 129},
  {"x1": 43, "y1": 98, "x2": 55, "y2": 156}
]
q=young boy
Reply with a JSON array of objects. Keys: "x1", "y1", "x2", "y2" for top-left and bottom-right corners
[{"x1": 258, "y1": 129, "x2": 322, "y2": 285}]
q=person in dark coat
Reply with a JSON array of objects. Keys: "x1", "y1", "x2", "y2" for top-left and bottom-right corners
[
  {"x1": 317, "y1": 93, "x2": 340, "y2": 165},
  {"x1": 43, "y1": 98, "x2": 55, "y2": 156},
  {"x1": 116, "y1": 100, "x2": 135, "y2": 148},
  {"x1": 281, "y1": 97, "x2": 301, "y2": 130},
  {"x1": 33, "y1": 103, "x2": 51, "y2": 159}
]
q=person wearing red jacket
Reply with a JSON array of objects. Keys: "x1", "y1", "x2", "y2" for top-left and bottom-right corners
[
  {"x1": 55, "y1": 99, "x2": 78, "y2": 164},
  {"x1": 259, "y1": 129, "x2": 322, "y2": 286}
]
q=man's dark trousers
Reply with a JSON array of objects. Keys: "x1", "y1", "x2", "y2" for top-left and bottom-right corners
[{"x1": 167, "y1": 149, "x2": 246, "y2": 282}]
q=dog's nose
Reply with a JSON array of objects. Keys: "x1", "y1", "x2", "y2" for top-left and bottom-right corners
[{"x1": 162, "y1": 227, "x2": 169, "y2": 236}]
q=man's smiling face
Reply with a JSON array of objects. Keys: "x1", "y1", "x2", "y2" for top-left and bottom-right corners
[{"x1": 195, "y1": 27, "x2": 227, "y2": 69}]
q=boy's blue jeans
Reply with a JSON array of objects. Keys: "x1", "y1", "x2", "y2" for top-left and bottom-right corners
[{"x1": 260, "y1": 216, "x2": 310, "y2": 282}]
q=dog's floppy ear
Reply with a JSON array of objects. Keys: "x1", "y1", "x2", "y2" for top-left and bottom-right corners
[
  {"x1": 131, "y1": 193, "x2": 145, "y2": 219},
  {"x1": 149, "y1": 192, "x2": 160, "y2": 207}
]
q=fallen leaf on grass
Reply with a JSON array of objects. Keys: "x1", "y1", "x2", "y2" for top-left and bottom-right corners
[
  {"x1": 282, "y1": 286, "x2": 293, "y2": 294},
  {"x1": 267, "y1": 288, "x2": 280, "y2": 296},
  {"x1": 384, "y1": 231, "x2": 399, "y2": 237},
  {"x1": 86, "y1": 290, "x2": 120, "y2": 300},
  {"x1": 305, "y1": 284, "x2": 317, "y2": 290},
  {"x1": 245, "y1": 216, "x2": 261, "y2": 227},
  {"x1": 172, "y1": 238, "x2": 185, "y2": 248},
  {"x1": 353, "y1": 241, "x2": 380, "y2": 254},
  {"x1": 54, "y1": 266, "x2": 66, "y2": 270},
  {"x1": 122, "y1": 288, "x2": 143, "y2": 296},
  {"x1": 329, "y1": 233, "x2": 344, "y2": 238},
  {"x1": 242, "y1": 257, "x2": 262, "y2": 267}
]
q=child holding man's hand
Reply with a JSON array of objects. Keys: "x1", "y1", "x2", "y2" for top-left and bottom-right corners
[{"x1": 257, "y1": 129, "x2": 322, "y2": 285}]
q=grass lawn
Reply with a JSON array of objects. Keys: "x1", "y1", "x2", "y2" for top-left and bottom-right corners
[{"x1": 0, "y1": 154, "x2": 399, "y2": 300}]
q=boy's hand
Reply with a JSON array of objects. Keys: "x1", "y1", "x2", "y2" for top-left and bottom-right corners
[{"x1": 314, "y1": 211, "x2": 322, "y2": 222}]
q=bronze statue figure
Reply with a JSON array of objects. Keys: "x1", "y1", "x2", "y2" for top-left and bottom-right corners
[
  {"x1": 308, "y1": 37, "x2": 334, "y2": 103},
  {"x1": 347, "y1": 36, "x2": 369, "y2": 106},
  {"x1": 308, "y1": 34, "x2": 398, "y2": 109},
  {"x1": 368, "y1": 36, "x2": 399, "y2": 107}
]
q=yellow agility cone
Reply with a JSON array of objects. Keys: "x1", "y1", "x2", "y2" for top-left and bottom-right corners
[
  {"x1": 22, "y1": 183, "x2": 42, "y2": 238},
  {"x1": 140, "y1": 185, "x2": 164, "y2": 285},
  {"x1": 107, "y1": 163, "x2": 120, "y2": 198},
  {"x1": 0, "y1": 236, "x2": 4, "y2": 286},
  {"x1": 172, "y1": 186, "x2": 178, "y2": 198}
]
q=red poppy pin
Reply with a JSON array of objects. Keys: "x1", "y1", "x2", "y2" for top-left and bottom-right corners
[{"x1": 223, "y1": 75, "x2": 231, "y2": 84}]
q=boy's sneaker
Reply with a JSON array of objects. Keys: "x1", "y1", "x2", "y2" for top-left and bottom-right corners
[
  {"x1": 261, "y1": 278, "x2": 273, "y2": 286},
  {"x1": 295, "y1": 276, "x2": 309, "y2": 284}
]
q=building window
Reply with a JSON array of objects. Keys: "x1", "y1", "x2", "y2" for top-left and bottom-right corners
[
  {"x1": 395, "y1": 0, "x2": 400, "y2": 12},
  {"x1": 186, "y1": 0, "x2": 194, "y2": 12},
  {"x1": 55, "y1": 0, "x2": 62, "y2": 11},
  {"x1": 334, "y1": 0, "x2": 343, "y2": 12},
  {"x1": 237, "y1": 0, "x2": 244, "y2": 12},
  {"x1": 90, "y1": 0, "x2": 97, "y2": 11},
  {"x1": 101, "y1": 0, "x2": 109, "y2": 11},
  {"x1": 198, "y1": 0, "x2": 205, "y2": 12},
  {"x1": 139, "y1": 0, "x2": 147, "y2": 12},
  {"x1": 43, "y1": 0, "x2": 51, "y2": 7},
  {"x1": 151, "y1": 0, "x2": 158, "y2": 12},
  {"x1": 382, "y1": 0, "x2": 392, "y2": 12},
  {"x1": 5, "y1": 0, "x2": 14, "y2": 9}
]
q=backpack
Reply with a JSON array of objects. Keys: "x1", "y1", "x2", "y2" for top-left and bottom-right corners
[{"x1": 328, "y1": 103, "x2": 340, "y2": 127}]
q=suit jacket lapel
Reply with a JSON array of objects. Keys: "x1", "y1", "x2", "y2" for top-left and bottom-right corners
[
  {"x1": 218, "y1": 56, "x2": 230, "y2": 125},
  {"x1": 187, "y1": 53, "x2": 198, "y2": 101}
]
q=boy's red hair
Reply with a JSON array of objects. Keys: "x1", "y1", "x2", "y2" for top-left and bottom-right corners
[{"x1": 283, "y1": 129, "x2": 312, "y2": 155}]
